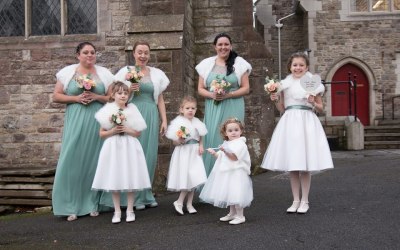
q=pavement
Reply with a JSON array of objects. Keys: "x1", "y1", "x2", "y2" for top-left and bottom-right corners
[{"x1": 1, "y1": 149, "x2": 400, "y2": 250}]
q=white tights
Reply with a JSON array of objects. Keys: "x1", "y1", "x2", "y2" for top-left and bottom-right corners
[{"x1": 289, "y1": 171, "x2": 311, "y2": 203}]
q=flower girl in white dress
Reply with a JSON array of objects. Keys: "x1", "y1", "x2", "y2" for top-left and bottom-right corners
[
  {"x1": 92, "y1": 81, "x2": 151, "y2": 223},
  {"x1": 166, "y1": 96, "x2": 208, "y2": 215},
  {"x1": 261, "y1": 52, "x2": 333, "y2": 214},
  {"x1": 199, "y1": 118, "x2": 253, "y2": 225}
]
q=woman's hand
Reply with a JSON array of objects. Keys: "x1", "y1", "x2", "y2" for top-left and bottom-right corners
[
  {"x1": 82, "y1": 91, "x2": 97, "y2": 104},
  {"x1": 159, "y1": 121, "x2": 167, "y2": 136},
  {"x1": 130, "y1": 83, "x2": 140, "y2": 93}
]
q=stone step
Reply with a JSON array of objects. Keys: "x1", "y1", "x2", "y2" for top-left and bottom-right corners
[
  {"x1": 364, "y1": 133, "x2": 400, "y2": 141},
  {"x1": 365, "y1": 125, "x2": 400, "y2": 134},
  {"x1": 364, "y1": 141, "x2": 400, "y2": 149}
]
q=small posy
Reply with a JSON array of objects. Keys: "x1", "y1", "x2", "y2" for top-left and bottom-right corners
[
  {"x1": 176, "y1": 126, "x2": 190, "y2": 139},
  {"x1": 210, "y1": 75, "x2": 231, "y2": 105},
  {"x1": 110, "y1": 108, "x2": 126, "y2": 126},
  {"x1": 264, "y1": 75, "x2": 280, "y2": 94},
  {"x1": 125, "y1": 66, "x2": 144, "y2": 96}
]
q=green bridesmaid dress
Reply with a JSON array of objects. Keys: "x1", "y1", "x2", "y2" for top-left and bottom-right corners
[
  {"x1": 202, "y1": 68, "x2": 244, "y2": 176},
  {"x1": 52, "y1": 74, "x2": 105, "y2": 216},
  {"x1": 132, "y1": 79, "x2": 159, "y2": 207}
]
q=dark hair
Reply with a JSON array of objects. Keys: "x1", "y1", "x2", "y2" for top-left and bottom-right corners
[
  {"x1": 286, "y1": 52, "x2": 310, "y2": 73},
  {"x1": 133, "y1": 41, "x2": 151, "y2": 52},
  {"x1": 109, "y1": 81, "x2": 130, "y2": 103},
  {"x1": 220, "y1": 117, "x2": 244, "y2": 140},
  {"x1": 213, "y1": 33, "x2": 238, "y2": 76},
  {"x1": 76, "y1": 42, "x2": 96, "y2": 54}
]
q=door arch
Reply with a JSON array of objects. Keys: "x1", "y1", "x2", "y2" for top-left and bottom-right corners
[{"x1": 325, "y1": 57, "x2": 376, "y2": 126}]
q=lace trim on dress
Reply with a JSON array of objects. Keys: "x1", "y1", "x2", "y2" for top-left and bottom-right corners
[{"x1": 211, "y1": 64, "x2": 227, "y2": 75}]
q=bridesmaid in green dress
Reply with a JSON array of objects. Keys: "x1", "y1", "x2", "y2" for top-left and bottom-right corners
[
  {"x1": 196, "y1": 33, "x2": 252, "y2": 176},
  {"x1": 52, "y1": 42, "x2": 115, "y2": 221},
  {"x1": 113, "y1": 41, "x2": 170, "y2": 210}
]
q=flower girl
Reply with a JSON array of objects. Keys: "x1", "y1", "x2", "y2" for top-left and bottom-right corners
[
  {"x1": 199, "y1": 118, "x2": 253, "y2": 225},
  {"x1": 92, "y1": 81, "x2": 151, "y2": 223},
  {"x1": 165, "y1": 96, "x2": 208, "y2": 215}
]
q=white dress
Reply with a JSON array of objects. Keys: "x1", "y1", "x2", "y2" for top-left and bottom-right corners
[
  {"x1": 199, "y1": 137, "x2": 253, "y2": 208},
  {"x1": 92, "y1": 103, "x2": 151, "y2": 192},
  {"x1": 165, "y1": 116, "x2": 208, "y2": 191},
  {"x1": 261, "y1": 72, "x2": 334, "y2": 172}
]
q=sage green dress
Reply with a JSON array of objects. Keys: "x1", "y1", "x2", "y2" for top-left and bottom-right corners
[
  {"x1": 132, "y1": 77, "x2": 159, "y2": 206},
  {"x1": 203, "y1": 66, "x2": 244, "y2": 176},
  {"x1": 52, "y1": 73, "x2": 105, "y2": 216}
]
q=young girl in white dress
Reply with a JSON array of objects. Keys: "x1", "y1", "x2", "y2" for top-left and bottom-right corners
[
  {"x1": 166, "y1": 96, "x2": 208, "y2": 215},
  {"x1": 261, "y1": 52, "x2": 334, "y2": 214},
  {"x1": 199, "y1": 118, "x2": 253, "y2": 225},
  {"x1": 92, "y1": 81, "x2": 151, "y2": 223}
]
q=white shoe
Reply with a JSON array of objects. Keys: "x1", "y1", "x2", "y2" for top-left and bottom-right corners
[
  {"x1": 219, "y1": 214, "x2": 236, "y2": 222},
  {"x1": 112, "y1": 212, "x2": 121, "y2": 224},
  {"x1": 173, "y1": 201, "x2": 184, "y2": 215},
  {"x1": 297, "y1": 201, "x2": 309, "y2": 214},
  {"x1": 67, "y1": 214, "x2": 77, "y2": 221},
  {"x1": 126, "y1": 211, "x2": 135, "y2": 222},
  {"x1": 148, "y1": 202, "x2": 158, "y2": 208},
  {"x1": 286, "y1": 201, "x2": 300, "y2": 213},
  {"x1": 229, "y1": 216, "x2": 246, "y2": 225},
  {"x1": 187, "y1": 205, "x2": 197, "y2": 214},
  {"x1": 135, "y1": 204, "x2": 145, "y2": 210},
  {"x1": 90, "y1": 211, "x2": 99, "y2": 217}
]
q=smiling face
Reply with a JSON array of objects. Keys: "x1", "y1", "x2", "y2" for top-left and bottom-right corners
[
  {"x1": 214, "y1": 36, "x2": 232, "y2": 60},
  {"x1": 290, "y1": 57, "x2": 309, "y2": 79},
  {"x1": 133, "y1": 44, "x2": 150, "y2": 67},
  {"x1": 77, "y1": 45, "x2": 96, "y2": 67},
  {"x1": 180, "y1": 101, "x2": 197, "y2": 120},
  {"x1": 224, "y1": 122, "x2": 242, "y2": 141}
]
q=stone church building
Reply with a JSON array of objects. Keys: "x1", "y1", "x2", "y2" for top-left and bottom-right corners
[{"x1": 0, "y1": 0, "x2": 399, "y2": 205}]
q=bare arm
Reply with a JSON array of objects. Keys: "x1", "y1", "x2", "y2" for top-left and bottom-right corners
[
  {"x1": 308, "y1": 94, "x2": 324, "y2": 113},
  {"x1": 197, "y1": 76, "x2": 215, "y2": 99},
  {"x1": 158, "y1": 93, "x2": 167, "y2": 136},
  {"x1": 270, "y1": 92, "x2": 285, "y2": 113},
  {"x1": 53, "y1": 81, "x2": 81, "y2": 104}
]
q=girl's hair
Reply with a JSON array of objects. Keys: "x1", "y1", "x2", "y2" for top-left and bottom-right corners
[
  {"x1": 109, "y1": 81, "x2": 129, "y2": 103},
  {"x1": 220, "y1": 117, "x2": 244, "y2": 140},
  {"x1": 133, "y1": 41, "x2": 151, "y2": 52},
  {"x1": 76, "y1": 42, "x2": 96, "y2": 54},
  {"x1": 213, "y1": 33, "x2": 238, "y2": 76},
  {"x1": 179, "y1": 96, "x2": 197, "y2": 114},
  {"x1": 286, "y1": 52, "x2": 310, "y2": 73}
]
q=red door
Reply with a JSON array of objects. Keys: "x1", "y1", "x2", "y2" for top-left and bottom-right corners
[{"x1": 331, "y1": 64, "x2": 370, "y2": 125}]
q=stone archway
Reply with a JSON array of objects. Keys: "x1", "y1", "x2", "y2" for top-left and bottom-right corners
[{"x1": 325, "y1": 57, "x2": 376, "y2": 125}]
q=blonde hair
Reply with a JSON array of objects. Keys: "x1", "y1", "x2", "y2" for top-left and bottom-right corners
[
  {"x1": 220, "y1": 117, "x2": 244, "y2": 140},
  {"x1": 109, "y1": 81, "x2": 129, "y2": 103},
  {"x1": 179, "y1": 96, "x2": 197, "y2": 114}
]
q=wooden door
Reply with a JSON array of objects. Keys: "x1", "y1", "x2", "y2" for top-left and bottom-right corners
[{"x1": 331, "y1": 64, "x2": 370, "y2": 125}]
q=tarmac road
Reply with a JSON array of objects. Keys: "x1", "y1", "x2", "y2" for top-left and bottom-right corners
[{"x1": 1, "y1": 149, "x2": 399, "y2": 249}]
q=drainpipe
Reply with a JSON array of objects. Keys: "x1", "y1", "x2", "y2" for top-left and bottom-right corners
[{"x1": 275, "y1": 13, "x2": 296, "y2": 80}]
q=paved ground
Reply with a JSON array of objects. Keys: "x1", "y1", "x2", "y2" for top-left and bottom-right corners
[{"x1": 1, "y1": 149, "x2": 400, "y2": 249}]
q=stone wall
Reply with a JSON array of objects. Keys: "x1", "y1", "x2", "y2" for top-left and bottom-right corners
[
  {"x1": 0, "y1": 0, "x2": 275, "y2": 192},
  {"x1": 256, "y1": 0, "x2": 400, "y2": 125},
  {"x1": 193, "y1": 0, "x2": 275, "y2": 169}
]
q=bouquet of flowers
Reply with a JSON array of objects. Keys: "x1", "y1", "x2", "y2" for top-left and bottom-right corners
[
  {"x1": 76, "y1": 73, "x2": 96, "y2": 91},
  {"x1": 264, "y1": 75, "x2": 280, "y2": 94},
  {"x1": 125, "y1": 66, "x2": 144, "y2": 96},
  {"x1": 176, "y1": 126, "x2": 190, "y2": 139},
  {"x1": 110, "y1": 109, "x2": 126, "y2": 135},
  {"x1": 209, "y1": 75, "x2": 231, "y2": 105}
]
